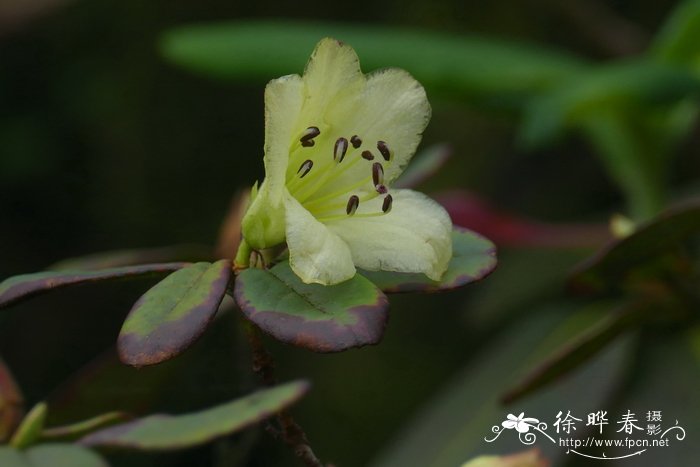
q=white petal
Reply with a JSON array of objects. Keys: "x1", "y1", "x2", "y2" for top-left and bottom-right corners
[
  {"x1": 502, "y1": 420, "x2": 517, "y2": 429},
  {"x1": 284, "y1": 191, "x2": 356, "y2": 285},
  {"x1": 515, "y1": 422, "x2": 531, "y2": 433},
  {"x1": 262, "y1": 74, "x2": 305, "y2": 204},
  {"x1": 326, "y1": 189, "x2": 452, "y2": 281}
]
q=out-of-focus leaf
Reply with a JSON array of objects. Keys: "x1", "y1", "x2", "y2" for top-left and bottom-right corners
[
  {"x1": 234, "y1": 261, "x2": 388, "y2": 352},
  {"x1": 118, "y1": 260, "x2": 232, "y2": 367},
  {"x1": 49, "y1": 245, "x2": 213, "y2": 271},
  {"x1": 0, "y1": 443, "x2": 108, "y2": 467},
  {"x1": 652, "y1": 0, "x2": 700, "y2": 72},
  {"x1": 160, "y1": 20, "x2": 585, "y2": 106},
  {"x1": 460, "y1": 449, "x2": 548, "y2": 467},
  {"x1": 502, "y1": 302, "x2": 645, "y2": 403},
  {"x1": 79, "y1": 381, "x2": 309, "y2": 450},
  {"x1": 215, "y1": 190, "x2": 250, "y2": 262},
  {"x1": 436, "y1": 190, "x2": 610, "y2": 248},
  {"x1": 42, "y1": 412, "x2": 130, "y2": 441},
  {"x1": 0, "y1": 357, "x2": 23, "y2": 442},
  {"x1": 394, "y1": 144, "x2": 452, "y2": 189},
  {"x1": 371, "y1": 304, "x2": 633, "y2": 467},
  {"x1": 9, "y1": 402, "x2": 47, "y2": 449},
  {"x1": 361, "y1": 228, "x2": 496, "y2": 293},
  {"x1": 570, "y1": 199, "x2": 700, "y2": 294},
  {"x1": 0, "y1": 263, "x2": 187, "y2": 310}
]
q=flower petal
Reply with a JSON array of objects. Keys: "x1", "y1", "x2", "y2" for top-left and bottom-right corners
[
  {"x1": 326, "y1": 189, "x2": 452, "y2": 281},
  {"x1": 284, "y1": 191, "x2": 356, "y2": 285},
  {"x1": 502, "y1": 420, "x2": 517, "y2": 430},
  {"x1": 515, "y1": 422, "x2": 531, "y2": 433}
]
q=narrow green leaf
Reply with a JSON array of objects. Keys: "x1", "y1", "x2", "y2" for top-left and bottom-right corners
[
  {"x1": 160, "y1": 20, "x2": 585, "y2": 106},
  {"x1": 118, "y1": 260, "x2": 232, "y2": 367},
  {"x1": 652, "y1": 0, "x2": 700, "y2": 72},
  {"x1": 0, "y1": 263, "x2": 187, "y2": 310},
  {"x1": 0, "y1": 357, "x2": 23, "y2": 442},
  {"x1": 10, "y1": 403, "x2": 47, "y2": 449},
  {"x1": 0, "y1": 444, "x2": 108, "y2": 467},
  {"x1": 361, "y1": 228, "x2": 496, "y2": 293},
  {"x1": 79, "y1": 381, "x2": 309, "y2": 450},
  {"x1": 394, "y1": 144, "x2": 451, "y2": 189},
  {"x1": 570, "y1": 199, "x2": 700, "y2": 293},
  {"x1": 42, "y1": 412, "x2": 130, "y2": 441},
  {"x1": 49, "y1": 244, "x2": 213, "y2": 271},
  {"x1": 234, "y1": 261, "x2": 388, "y2": 352}
]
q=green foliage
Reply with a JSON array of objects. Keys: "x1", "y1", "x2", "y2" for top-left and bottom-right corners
[{"x1": 0, "y1": 444, "x2": 108, "y2": 467}]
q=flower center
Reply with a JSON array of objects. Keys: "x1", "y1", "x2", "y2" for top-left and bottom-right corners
[{"x1": 284, "y1": 125, "x2": 394, "y2": 222}]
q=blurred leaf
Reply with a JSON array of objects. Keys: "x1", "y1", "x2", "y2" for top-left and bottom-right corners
[
  {"x1": 49, "y1": 245, "x2": 213, "y2": 271},
  {"x1": 436, "y1": 190, "x2": 610, "y2": 248},
  {"x1": 234, "y1": 261, "x2": 388, "y2": 352},
  {"x1": 460, "y1": 449, "x2": 548, "y2": 467},
  {"x1": 9, "y1": 402, "x2": 47, "y2": 449},
  {"x1": 652, "y1": 0, "x2": 700, "y2": 72},
  {"x1": 0, "y1": 263, "x2": 187, "y2": 310},
  {"x1": 502, "y1": 302, "x2": 645, "y2": 403},
  {"x1": 160, "y1": 20, "x2": 585, "y2": 107},
  {"x1": 361, "y1": 228, "x2": 496, "y2": 293},
  {"x1": 371, "y1": 305, "x2": 633, "y2": 467},
  {"x1": 570, "y1": 199, "x2": 700, "y2": 294},
  {"x1": 42, "y1": 412, "x2": 130, "y2": 441},
  {"x1": 79, "y1": 381, "x2": 309, "y2": 451},
  {"x1": 0, "y1": 357, "x2": 23, "y2": 442},
  {"x1": 394, "y1": 144, "x2": 452, "y2": 189},
  {"x1": 521, "y1": 59, "x2": 700, "y2": 148},
  {"x1": 0, "y1": 444, "x2": 108, "y2": 467},
  {"x1": 215, "y1": 190, "x2": 250, "y2": 262},
  {"x1": 118, "y1": 260, "x2": 232, "y2": 367}
]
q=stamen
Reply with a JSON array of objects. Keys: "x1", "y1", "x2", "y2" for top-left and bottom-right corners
[
  {"x1": 334, "y1": 137, "x2": 349, "y2": 162},
  {"x1": 382, "y1": 194, "x2": 393, "y2": 213},
  {"x1": 372, "y1": 162, "x2": 384, "y2": 187},
  {"x1": 351, "y1": 135, "x2": 362, "y2": 149},
  {"x1": 377, "y1": 141, "x2": 391, "y2": 161},
  {"x1": 361, "y1": 150, "x2": 374, "y2": 161},
  {"x1": 297, "y1": 159, "x2": 313, "y2": 178},
  {"x1": 346, "y1": 195, "x2": 359, "y2": 215},
  {"x1": 300, "y1": 127, "x2": 320, "y2": 147},
  {"x1": 376, "y1": 184, "x2": 388, "y2": 194}
]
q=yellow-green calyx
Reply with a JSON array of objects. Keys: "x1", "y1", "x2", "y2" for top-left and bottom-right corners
[{"x1": 241, "y1": 38, "x2": 452, "y2": 285}]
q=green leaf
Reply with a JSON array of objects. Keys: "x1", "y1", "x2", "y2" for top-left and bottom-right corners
[
  {"x1": 361, "y1": 228, "x2": 496, "y2": 293},
  {"x1": 371, "y1": 305, "x2": 634, "y2": 467},
  {"x1": 42, "y1": 412, "x2": 130, "y2": 441},
  {"x1": 160, "y1": 20, "x2": 585, "y2": 107},
  {"x1": 10, "y1": 403, "x2": 47, "y2": 449},
  {"x1": 394, "y1": 144, "x2": 451, "y2": 189},
  {"x1": 0, "y1": 263, "x2": 187, "y2": 310},
  {"x1": 570, "y1": 199, "x2": 700, "y2": 293},
  {"x1": 0, "y1": 444, "x2": 108, "y2": 467},
  {"x1": 118, "y1": 260, "x2": 232, "y2": 367},
  {"x1": 652, "y1": 0, "x2": 700, "y2": 72},
  {"x1": 234, "y1": 261, "x2": 388, "y2": 352},
  {"x1": 79, "y1": 380, "x2": 309, "y2": 450},
  {"x1": 0, "y1": 357, "x2": 23, "y2": 442},
  {"x1": 48, "y1": 244, "x2": 213, "y2": 271}
]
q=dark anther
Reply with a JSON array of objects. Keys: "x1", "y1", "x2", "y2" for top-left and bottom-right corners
[
  {"x1": 297, "y1": 160, "x2": 313, "y2": 178},
  {"x1": 376, "y1": 184, "x2": 388, "y2": 194},
  {"x1": 377, "y1": 141, "x2": 391, "y2": 161},
  {"x1": 351, "y1": 135, "x2": 362, "y2": 149},
  {"x1": 334, "y1": 137, "x2": 349, "y2": 162},
  {"x1": 361, "y1": 150, "x2": 374, "y2": 161},
  {"x1": 346, "y1": 195, "x2": 359, "y2": 215},
  {"x1": 372, "y1": 162, "x2": 384, "y2": 187},
  {"x1": 300, "y1": 127, "x2": 320, "y2": 147},
  {"x1": 382, "y1": 194, "x2": 393, "y2": 213}
]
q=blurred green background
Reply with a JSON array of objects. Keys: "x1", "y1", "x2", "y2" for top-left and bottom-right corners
[{"x1": 2, "y1": 0, "x2": 700, "y2": 466}]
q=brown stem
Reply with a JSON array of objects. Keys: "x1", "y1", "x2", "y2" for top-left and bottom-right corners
[{"x1": 243, "y1": 321, "x2": 328, "y2": 467}]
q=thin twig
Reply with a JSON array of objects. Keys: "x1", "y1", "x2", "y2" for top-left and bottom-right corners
[{"x1": 243, "y1": 321, "x2": 328, "y2": 467}]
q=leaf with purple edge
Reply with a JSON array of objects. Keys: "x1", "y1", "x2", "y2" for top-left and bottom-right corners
[
  {"x1": 393, "y1": 143, "x2": 451, "y2": 189},
  {"x1": 48, "y1": 244, "x2": 213, "y2": 271},
  {"x1": 42, "y1": 412, "x2": 131, "y2": 441},
  {"x1": 570, "y1": 199, "x2": 700, "y2": 294},
  {"x1": 0, "y1": 263, "x2": 187, "y2": 310},
  {"x1": 234, "y1": 262, "x2": 388, "y2": 352},
  {"x1": 0, "y1": 444, "x2": 109, "y2": 467},
  {"x1": 118, "y1": 260, "x2": 232, "y2": 367},
  {"x1": 361, "y1": 228, "x2": 497, "y2": 294},
  {"x1": 79, "y1": 380, "x2": 309, "y2": 451},
  {"x1": 0, "y1": 357, "x2": 23, "y2": 442}
]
